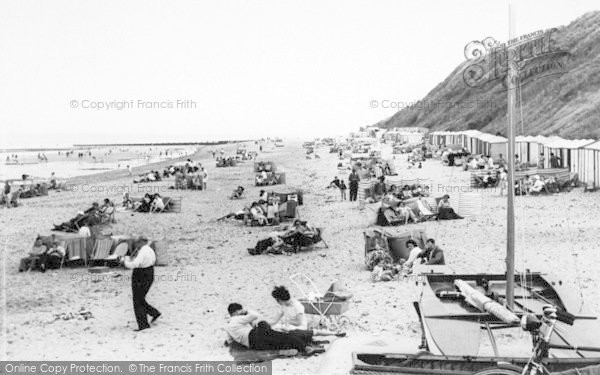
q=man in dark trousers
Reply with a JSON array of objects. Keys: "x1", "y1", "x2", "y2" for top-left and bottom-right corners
[
  {"x1": 348, "y1": 169, "x2": 360, "y2": 201},
  {"x1": 121, "y1": 237, "x2": 161, "y2": 331}
]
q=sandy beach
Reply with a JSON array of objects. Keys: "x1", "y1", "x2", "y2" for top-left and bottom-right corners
[{"x1": 2, "y1": 141, "x2": 599, "y2": 374}]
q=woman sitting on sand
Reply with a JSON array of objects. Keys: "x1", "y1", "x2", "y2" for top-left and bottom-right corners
[
  {"x1": 437, "y1": 195, "x2": 463, "y2": 220},
  {"x1": 269, "y1": 286, "x2": 345, "y2": 337}
]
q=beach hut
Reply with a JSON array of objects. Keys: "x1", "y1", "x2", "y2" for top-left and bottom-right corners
[
  {"x1": 429, "y1": 131, "x2": 453, "y2": 147},
  {"x1": 538, "y1": 138, "x2": 595, "y2": 170},
  {"x1": 578, "y1": 141, "x2": 600, "y2": 188},
  {"x1": 470, "y1": 133, "x2": 507, "y2": 159},
  {"x1": 458, "y1": 130, "x2": 484, "y2": 153}
]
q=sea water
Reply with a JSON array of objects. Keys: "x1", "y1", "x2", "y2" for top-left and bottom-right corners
[{"x1": 0, "y1": 145, "x2": 198, "y2": 181}]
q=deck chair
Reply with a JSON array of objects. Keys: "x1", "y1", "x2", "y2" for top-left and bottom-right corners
[
  {"x1": 472, "y1": 174, "x2": 486, "y2": 188},
  {"x1": 89, "y1": 237, "x2": 113, "y2": 265},
  {"x1": 415, "y1": 199, "x2": 437, "y2": 221},
  {"x1": 150, "y1": 197, "x2": 171, "y2": 213},
  {"x1": 63, "y1": 237, "x2": 88, "y2": 266},
  {"x1": 424, "y1": 197, "x2": 439, "y2": 215},
  {"x1": 104, "y1": 242, "x2": 129, "y2": 266}
]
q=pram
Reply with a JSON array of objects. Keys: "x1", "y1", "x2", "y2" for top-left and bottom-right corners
[{"x1": 290, "y1": 273, "x2": 352, "y2": 331}]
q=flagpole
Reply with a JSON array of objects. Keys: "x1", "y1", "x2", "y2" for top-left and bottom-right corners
[{"x1": 506, "y1": 3, "x2": 517, "y2": 310}]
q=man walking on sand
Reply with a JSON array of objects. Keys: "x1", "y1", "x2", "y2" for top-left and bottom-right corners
[
  {"x1": 120, "y1": 237, "x2": 161, "y2": 331},
  {"x1": 349, "y1": 169, "x2": 360, "y2": 202}
]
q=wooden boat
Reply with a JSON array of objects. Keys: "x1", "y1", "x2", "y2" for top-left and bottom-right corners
[{"x1": 350, "y1": 272, "x2": 600, "y2": 374}]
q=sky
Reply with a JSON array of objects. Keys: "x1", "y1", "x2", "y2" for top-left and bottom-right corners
[{"x1": 0, "y1": 0, "x2": 598, "y2": 148}]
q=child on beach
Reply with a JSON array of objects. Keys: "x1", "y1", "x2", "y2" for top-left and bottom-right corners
[{"x1": 339, "y1": 181, "x2": 347, "y2": 200}]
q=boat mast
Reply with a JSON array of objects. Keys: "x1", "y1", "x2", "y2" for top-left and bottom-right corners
[{"x1": 506, "y1": 4, "x2": 517, "y2": 310}]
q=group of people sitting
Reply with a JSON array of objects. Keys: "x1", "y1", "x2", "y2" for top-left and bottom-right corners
[
  {"x1": 366, "y1": 231, "x2": 445, "y2": 282},
  {"x1": 220, "y1": 191, "x2": 277, "y2": 225},
  {"x1": 225, "y1": 285, "x2": 345, "y2": 356},
  {"x1": 216, "y1": 156, "x2": 238, "y2": 167},
  {"x1": 377, "y1": 185, "x2": 462, "y2": 225},
  {"x1": 53, "y1": 199, "x2": 115, "y2": 232},
  {"x1": 123, "y1": 193, "x2": 169, "y2": 212},
  {"x1": 464, "y1": 154, "x2": 496, "y2": 171},
  {"x1": 133, "y1": 170, "x2": 162, "y2": 183},
  {"x1": 18, "y1": 235, "x2": 66, "y2": 272},
  {"x1": 255, "y1": 170, "x2": 280, "y2": 186},
  {"x1": 249, "y1": 219, "x2": 321, "y2": 255},
  {"x1": 517, "y1": 174, "x2": 566, "y2": 195}
]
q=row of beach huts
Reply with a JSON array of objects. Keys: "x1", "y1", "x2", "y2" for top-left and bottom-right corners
[{"x1": 428, "y1": 129, "x2": 600, "y2": 189}]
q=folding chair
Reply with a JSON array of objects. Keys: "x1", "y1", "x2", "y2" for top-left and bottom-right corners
[
  {"x1": 89, "y1": 237, "x2": 113, "y2": 266},
  {"x1": 104, "y1": 242, "x2": 129, "y2": 265}
]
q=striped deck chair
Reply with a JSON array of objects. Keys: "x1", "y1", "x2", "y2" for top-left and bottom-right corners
[
  {"x1": 65, "y1": 237, "x2": 88, "y2": 266},
  {"x1": 424, "y1": 197, "x2": 439, "y2": 215},
  {"x1": 415, "y1": 198, "x2": 437, "y2": 221},
  {"x1": 89, "y1": 237, "x2": 113, "y2": 265}
]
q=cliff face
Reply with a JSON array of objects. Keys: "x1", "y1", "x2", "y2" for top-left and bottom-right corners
[{"x1": 375, "y1": 11, "x2": 600, "y2": 139}]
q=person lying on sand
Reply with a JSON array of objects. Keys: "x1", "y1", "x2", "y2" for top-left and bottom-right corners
[
  {"x1": 269, "y1": 286, "x2": 345, "y2": 337},
  {"x1": 224, "y1": 303, "x2": 323, "y2": 356},
  {"x1": 218, "y1": 206, "x2": 251, "y2": 221}
]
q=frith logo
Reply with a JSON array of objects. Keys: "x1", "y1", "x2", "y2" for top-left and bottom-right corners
[{"x1": 462, "y1": 28, "x2": 570, "y2": 89}]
